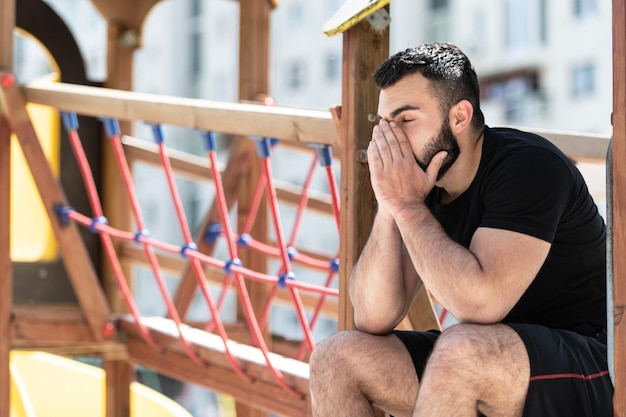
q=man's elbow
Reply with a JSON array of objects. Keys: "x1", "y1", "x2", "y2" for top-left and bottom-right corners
[{"x1": 353, "y1": 313, "x2": 399, "y2": 335}]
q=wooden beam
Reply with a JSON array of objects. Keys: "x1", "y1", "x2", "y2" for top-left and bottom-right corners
[
  {"x1": 0, "y1": 115, "x2": 11, "y2": 417},
  {"x1": 0, "y1": 0, "x2": 13, "y2": 71},
  {"x1": 120, "y1": 317, "x2": 311, "y2": 417},
  {"x1": 91, "y1": 0, "x2": 161, "y2": 36},
  {"x1": 22, "y1": 82, "x2": 340, "y2": 148},
  {"x1": 237, "y1": 1, "x2": 273, "y2": 415},
  {"x1": 612, "y1": 0, "x2": 626, "y2": 415},
  {"x1": 337, "y1": 15, "x2": 389, "y2": 331},
  {"x1": 104, "y1": 360, "x2": 133, "y2": 417},
  {"x1": 0, "y1": 1, "x2": 13, "y2": 415},
  {"x1": 0, "y1": 73, "x2": 116, "y2": 343}
]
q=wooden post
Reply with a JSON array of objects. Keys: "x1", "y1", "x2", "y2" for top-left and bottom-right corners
[
  {"x1": 236, "y1": 0, "x2": 272, "y2": 416},
  {"x1": 99, "y1": 7, "x2": 146, "y2": 417},
  {"x1": 612, "y1": 0, "x2": 626, "y2": 415},
  {"x1": 0, "y1": 2, "x2": 15, "y2": 415},
  {"x1": 337, "y1": 14, "x2": 389, "y2": 331}
]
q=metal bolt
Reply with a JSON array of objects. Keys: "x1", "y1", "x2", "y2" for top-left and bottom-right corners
[
  {"x1": 357, "y1": 149, "x2": 368, "y2": 163},
  {"x1": 367, "y1": 113, "x2": 378, "y2": 123}
]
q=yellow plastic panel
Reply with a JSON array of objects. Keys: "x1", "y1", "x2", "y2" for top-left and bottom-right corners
[
  {"x1": 10, "y1": 74, "x2": 60, "y2": 262},
  {"x1": 10, "y1": 351, "x2": 192, "y2": 417}
]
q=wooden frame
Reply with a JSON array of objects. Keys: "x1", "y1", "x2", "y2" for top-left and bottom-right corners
[{"x1": 0, "y1": 1, "x2": 623, "y2": 416}]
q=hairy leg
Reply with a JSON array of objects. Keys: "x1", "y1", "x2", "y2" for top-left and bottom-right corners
[
  {"x1": 413, "y1": 323, "x2": 529, "y2": 417},
  {"x1": 309, "y1": 329, "x2": 420, "y2": 417}
]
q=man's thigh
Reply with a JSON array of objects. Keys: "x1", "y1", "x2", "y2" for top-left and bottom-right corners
[{"x1": 506, "y1": 323, "x2": 613, "y2": 417}]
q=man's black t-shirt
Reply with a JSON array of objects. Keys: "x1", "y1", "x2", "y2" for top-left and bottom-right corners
[{"x1": 426, "y1": 127, "x2": 606, "y2": 336}]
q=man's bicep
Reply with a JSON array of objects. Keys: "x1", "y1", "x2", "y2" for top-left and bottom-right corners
[{"x1": 469, "y1": 227, "x2": 551, "y2": 322}]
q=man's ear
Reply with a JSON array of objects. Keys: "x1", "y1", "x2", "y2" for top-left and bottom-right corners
[{"x1": 449, "y1": 100, "x2": 473, "y2": 134}]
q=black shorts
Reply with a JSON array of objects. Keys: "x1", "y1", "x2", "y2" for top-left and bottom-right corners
[{"x1": 393, "y1": 323, "x2": 613, "y2": 416}]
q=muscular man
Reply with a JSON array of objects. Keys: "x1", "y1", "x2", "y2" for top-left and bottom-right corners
[{"x1": 309, "y1": 42, "x2": 613, "y2": 416}]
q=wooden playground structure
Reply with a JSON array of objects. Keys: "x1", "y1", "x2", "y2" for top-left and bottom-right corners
[{"x1": 0, "y1": 0, "x2": 625, "y2": 416}]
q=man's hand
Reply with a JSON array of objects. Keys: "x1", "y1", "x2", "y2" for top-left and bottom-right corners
[{"x1": 368, "y1": 119, "x2": 447, "y2": 214}]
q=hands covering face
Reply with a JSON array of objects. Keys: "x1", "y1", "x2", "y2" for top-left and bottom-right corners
[{"x1": 367, "y1": 119, "x2": 447, "y2": 215}]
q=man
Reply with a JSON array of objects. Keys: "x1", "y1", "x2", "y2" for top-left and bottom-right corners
[{"x1": 309, "y1": 43, "x2": 612, "y2": 416}]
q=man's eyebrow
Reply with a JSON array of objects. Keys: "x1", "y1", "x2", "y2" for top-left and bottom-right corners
[{"x1": 378, "y1": 104, "x2": 419, "y2": 121}]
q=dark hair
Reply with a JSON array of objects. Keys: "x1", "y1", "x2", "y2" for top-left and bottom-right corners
[{"x1": 373, "y1": 42, "x2": 485, "y2": 129}]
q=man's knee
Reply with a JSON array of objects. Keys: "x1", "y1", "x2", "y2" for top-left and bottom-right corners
[
  {"x1": 427, "y1": 323, "x2": 526, "y2": 376},
  {"x1": 310, "y1": 329, "x2": 361, "y2": 377}
]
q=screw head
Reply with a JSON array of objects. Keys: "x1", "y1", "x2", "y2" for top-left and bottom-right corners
[
  {"x1": 102, "y1": 322, "x2": 115, "y2": 337},
  {"x1": 1, "y1": 73, "x2": 15, "y2": 88}
]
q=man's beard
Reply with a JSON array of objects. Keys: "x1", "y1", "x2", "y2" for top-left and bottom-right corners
[{"x1": 415, "y1": 116, "x2": 461, "y2": 181}]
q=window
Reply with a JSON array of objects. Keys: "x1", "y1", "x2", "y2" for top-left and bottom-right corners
[
  {"x1": 574, "y1": 0, "x2": 596, "y2": 18},
  {"x1": 430, "y1": 0, "x2": 449, "y2": 10},
  {"x1": 325, "y1": 54, "x2": 339, "y2": 82},
  {"x1": 190, "y1": 32, "x2": 202, "y2": 78},
  {"x1": 190, "y1": 0, "x2": 202, "y2": 17},
  {"x1": 287, "y1": 61, "x2": 306, "y2": 90},
  {"x1": 505, "y1": 0, "x2": 547, "y2": 49},
  {"x1": 427, "y1": 0, "x2": 450, "y2": 41},
  {"x1": 482, "y1": 71, "x2": 543, "y2": 124},
  {"x1": 572, "y1": 64, "x2": 596, "y2": 97}
]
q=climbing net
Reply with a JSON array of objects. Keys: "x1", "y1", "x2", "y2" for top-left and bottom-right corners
[{"x1": 56, "y1": 112, "x2": 340, "y2": 396}]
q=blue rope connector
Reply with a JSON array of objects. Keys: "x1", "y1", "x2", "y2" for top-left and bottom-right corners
[
  {"x1": 287, "y1": 246, "x2": 299, "y2": 261},
  {"x1": 133, "y1": 229, "x2": 150, "y2": 244},
  {"x1": 224, "y1": 258, "x2": 242, "y2": 275},
  {"x1": 149, "y1": 123, "x2": 165, "y2": 144},
  {"x1": 201, "y1": 131, "x2": 217, "y2": 152},
  {"x1": 204, "y1": 222, "x2": 223, "y2": 245},
  {"x1": 180, "y1": 242, "x2": 198, "y2": 258},
  {"x1": 61, "y1": 112, "x2": 79, "y2": 131},
  {"x1": 330, "y1": 257, "x2": 340, "y2": 273},
  {"x1": 278, "y1": 271, "x2": 295, "y2": 289},
  {"x1": 54, "y1": 204, "x2": 73, "y2": 227},
  {"x1": 237, "y1": 233, "x2": 252, "y2": 249},
  {"x1": 100, "y1": 118, "x2": 121, "y2": 138},
  {"x1": 89, "y1": 216, "x2": 108, "y2": 234},
  {"x1": 311, "y1": 144, "x2": 333, "y2": 167},
  {"x1": 254, "y1": 137, "x2": 273, "y2": 158}
]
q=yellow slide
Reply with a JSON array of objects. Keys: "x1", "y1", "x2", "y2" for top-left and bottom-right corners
[{"x1": 9, "y1": 351, "x2": 193, "y2": 417}]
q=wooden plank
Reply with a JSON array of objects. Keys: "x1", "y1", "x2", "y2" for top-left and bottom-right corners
[
  {"x1": 613, "y1": 0, "x2": 626, "y2": 415},
  {"x1": 122, "y1": 134, "x2": 218, "y2": 181},
  {"x1": 104, "y1": 360, "x2": 133, "y2": 417},
  {"x1": 120, "y1": 317, "x2": 311, "y2": 417},
  {"x1": 0, "y1": 108, "x2": 12, "y2": 417},
  {"x1": 91, "y1": 0, "x2": 161, "y2": 33},
  {"x1": 0, "y1": 3, "x2": 14, "y2": 413},
  {"x1": 0, "y1": 0, "x2": 13, "y2": 71},
  {"x1": 123, "y1": 134, "x2": 334, "y2": 213},
  {"x1": 101, "y1": 20, "x2": 137, "y2": 317},
  {"x1": 337, "y1": 16, "x2": 389, "y2": 331},
  {"x1": 237, "y1": 1, "x2": 272, "y2": 415},
  {"x1": 123, "y1": 244, "x2": 339, "y2": 318},
  {"x1": 0, "y1": 74, "x2": 116, "y2": 342},
  {"x1": 11, "y1": 307, "x2": 94, "y2": 346},
  {"x1": 23, "y1": 82, "x2": 339, "y2": 148},
  {"x1": 405, "y1": 287, "x2": 441, "y2": 332}
]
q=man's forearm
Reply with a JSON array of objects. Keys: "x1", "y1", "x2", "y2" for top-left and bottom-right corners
[
  {"x1": 349, "y1": 210, "x2": 415, "y2": 333},
  {"x1": 393, "y1": 203, "x2": 484, "y2": 320}
]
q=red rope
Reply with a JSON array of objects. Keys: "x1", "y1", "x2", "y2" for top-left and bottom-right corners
[
  {"x1": 259, "y1": 154, "x2": 316, "y2": 353},
  {"x1": 206, "y1": 146, "x2": 301, "y2": 396},
  {"x1": 156, "y1": 137, "x2": 251, "y2": 381},
  {"x1": 63, "y1": 118, "x2": 342, "y2": 397},
  {"x1": 65, "y1": 128, "x2": 159, "y2": 350},
  {"x1": 108, "y1": 131, "x2": 204, "y2": 366}
]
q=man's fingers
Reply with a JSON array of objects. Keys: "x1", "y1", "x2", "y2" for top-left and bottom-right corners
[{"x1": 426, "y1": 150, "x2": 448, "y2": 180}]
